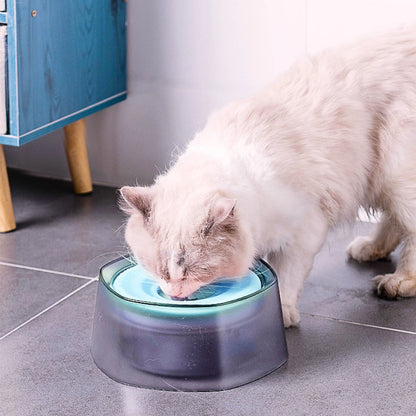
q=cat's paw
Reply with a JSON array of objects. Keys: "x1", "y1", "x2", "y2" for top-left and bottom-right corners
[
  {"x1": 282, "y1": 303, "x2": 300, "y2": 328},
  {"x1": 347, "y1": 236, "x2": 388, "y2": 263},
  {"x1": 373, "y1": 272, "x2": 416, "y2": 299}
]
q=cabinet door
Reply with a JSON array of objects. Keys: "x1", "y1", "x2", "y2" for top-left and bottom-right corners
[
  {"x1": 14, "y1": 0, "x2": 126, "y2": 139},
  {"x1": 0, "y1": 25, "x2": 6, "y2": 135}
]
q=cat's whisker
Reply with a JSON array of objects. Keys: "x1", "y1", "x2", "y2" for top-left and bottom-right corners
[
  {"x1": 84, "y1": 250, "x2": 127, "y2": 268},
  {"x1": 115, "y1": 223, "x2": 125, "y2": 234}
]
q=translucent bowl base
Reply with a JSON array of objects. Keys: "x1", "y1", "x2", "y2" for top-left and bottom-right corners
[{"x1": 91, "y1": 257, "x2": 288, "y2": 391}]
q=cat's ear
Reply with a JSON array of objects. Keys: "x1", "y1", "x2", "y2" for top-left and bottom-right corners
[
  {"x1": 119, "y1": 186, "x2": 153, "y2": 219},
  {"x1": 203, "y1": 198, "x2": 236, "y2": 236},
  {"x1": 211, "y1": 197, "x2": 236, "y2": 226}
]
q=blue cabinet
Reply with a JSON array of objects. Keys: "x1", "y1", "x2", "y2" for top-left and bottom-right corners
[
  {"x1": 0, "y1": 0, "x2": 127, "y2": 232},
  {"x1": 0, "y1": 0, "x2": 127, "y2": 145}
]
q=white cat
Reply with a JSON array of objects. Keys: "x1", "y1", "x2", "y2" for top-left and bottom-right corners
[{"x1": 121, "y1": 27, "x2": 416, "y2": 327}]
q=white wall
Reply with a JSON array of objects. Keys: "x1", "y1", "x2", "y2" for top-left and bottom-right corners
[{"x1": 4, "y1": 0, "x2": 416, "y2": 187}]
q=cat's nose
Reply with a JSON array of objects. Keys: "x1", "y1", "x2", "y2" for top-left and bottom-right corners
[{"x1": 159, "y1": 280, "x2": 184, "y2": 297}]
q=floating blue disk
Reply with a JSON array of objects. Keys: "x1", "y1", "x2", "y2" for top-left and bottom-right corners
[{"x1": 111, "y1": 261, "x2": 262, "y2": 305}]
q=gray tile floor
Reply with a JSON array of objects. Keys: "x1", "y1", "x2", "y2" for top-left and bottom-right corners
[{"x1": 1, "y1": 170, "x2": 415, "y2": 416}]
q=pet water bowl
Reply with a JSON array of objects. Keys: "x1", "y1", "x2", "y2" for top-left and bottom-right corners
[{"x1": 91, "y1": 256, "x2": 288, "y2": 391}]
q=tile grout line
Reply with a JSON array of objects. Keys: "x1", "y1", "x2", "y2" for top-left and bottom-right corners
[
  {"x1": 0, "y1": 260, "x2": 94, "y2": 280},
  {"x1": 0, "y1": 278, "x2": 97, "y2": 342},
  {"x1": 301, "y1": 312, "x2": 416, "y2": 336}
]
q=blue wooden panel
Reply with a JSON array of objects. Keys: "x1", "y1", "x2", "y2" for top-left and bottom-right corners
[
  {"x1": 14, "y1": 0, "x2": 126, "y2": 136},
  {"x1": 0, "y1": 92, "x2": 126, "y2": 146},
  {"x1": 0, "y1": 134, "x2": 18, "y2": 146},
  {"x1": 0, "y1": 13, "x2": 7, "y2": 24},
  {"x1": 6, "y1": 0, "x2": 18, "y2": 136},
  {"x1": 0, "y1": 91, "x2": 127, "y2": 146},
  {"x1": 19, "y1": 92, "x2": 126, "y2": 146}
]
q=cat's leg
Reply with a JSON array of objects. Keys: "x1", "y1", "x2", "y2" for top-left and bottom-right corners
[
  {"x1": 267, "y1": 211, "x2": 328, "y2": 328},
  {"x1": 372, "y1": 204, "x2": 416, "y2": 298},
  {"x1": 374, "y1": 231, "x2": 416, "y2": 298},
  {"x1": 347, "y1": 213, "x2": 402, "y2": 263},
  {"x1": 372, "y1": 122, "x2": 416, "y2": 298}
]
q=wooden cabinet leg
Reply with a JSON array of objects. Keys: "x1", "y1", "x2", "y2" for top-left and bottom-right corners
[
  {"x1": 64, "y1": 118, "x2": 93, "y2": 194},
  {"x1": 0, "y1": 145, "x2": 16, "y2": 232}
]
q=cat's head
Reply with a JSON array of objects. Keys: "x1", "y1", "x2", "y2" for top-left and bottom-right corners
[{"x1": 120, "y1": 185, "x2": 254, "y2": 298}]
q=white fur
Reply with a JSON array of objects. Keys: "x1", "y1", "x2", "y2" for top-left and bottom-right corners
[{"x1": 123, "y1": 27, "x2": 416, "y2": 326}]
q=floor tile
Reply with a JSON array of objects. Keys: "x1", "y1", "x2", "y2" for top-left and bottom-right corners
[
  {"x1": 0, "y1": 264, "x2": 88, "y2": 337},
  {"x1": 0, "y1": 170, "x2": 127, "y2": 277},
  {"x1": 298, "y1": 222, "x2": 416, "y2": 332},
  {"x1": 0, "y1": 283, "x2": 121, "y2": 416},
  {"x1": 2, "y1": 171, "x2": 416, "y2": 416},
  {"x1": 1, "y1": 282, "x2": 415, "y2": 416}
]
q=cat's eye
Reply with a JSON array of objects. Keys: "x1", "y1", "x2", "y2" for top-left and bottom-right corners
[
  {"x1": 201, "y1": 218, "x2": 215, "y2": 236},
  {"x1": 161, "y1": 267, "x2": 170, "y2": 281}
]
